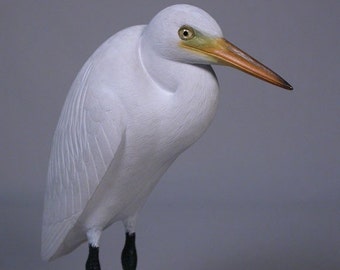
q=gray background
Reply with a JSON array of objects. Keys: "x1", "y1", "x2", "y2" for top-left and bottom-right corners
[{"x1": 1, "y1": 0, "x2": 339, "y2": 269}]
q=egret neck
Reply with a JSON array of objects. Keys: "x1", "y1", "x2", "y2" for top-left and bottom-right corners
[{"x1": 139, "y1": 27, "x2": 220, "y2": 156}]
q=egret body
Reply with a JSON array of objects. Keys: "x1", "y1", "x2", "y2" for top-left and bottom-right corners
[{"x1": 42, "y1": 4, "x2": 292, "y2": 269}]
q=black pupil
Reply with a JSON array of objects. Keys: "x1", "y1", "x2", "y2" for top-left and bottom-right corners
[{"x1": 183, "y1": 30, "x2": 189, "y2": 36}]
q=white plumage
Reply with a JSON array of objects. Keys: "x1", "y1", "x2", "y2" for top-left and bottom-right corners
[{"x1": 42, "y1": 4, "x2": 292, "y2": 265}]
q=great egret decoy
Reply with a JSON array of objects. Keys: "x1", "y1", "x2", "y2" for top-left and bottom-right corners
[{"x1": 42, "y1": 4, "x2": 292, "y2": 270}]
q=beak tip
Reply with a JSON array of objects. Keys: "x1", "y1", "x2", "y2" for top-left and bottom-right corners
[{"x1": 282, "y1": 80, "x2": 294, "y2": 91}]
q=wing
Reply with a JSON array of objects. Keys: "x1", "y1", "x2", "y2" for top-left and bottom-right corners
[{"x1": 41, "y1": 59, "x2": 126, "y2": 261}]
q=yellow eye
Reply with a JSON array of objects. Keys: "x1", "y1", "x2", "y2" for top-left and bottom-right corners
[{"x1": 178, "y1": 26, "x2": 195, "y2": 40}]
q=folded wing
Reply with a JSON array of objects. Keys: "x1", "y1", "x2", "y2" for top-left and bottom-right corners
[{"x1": 41, "y1": 59, "x2": 126, "y2": 260}]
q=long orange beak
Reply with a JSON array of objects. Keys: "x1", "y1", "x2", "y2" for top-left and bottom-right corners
[{"x1": 181, "y1": 37, "x2": 293, "y2": 90}]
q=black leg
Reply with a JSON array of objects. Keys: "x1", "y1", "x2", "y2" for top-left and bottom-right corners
[
  {"x1": 86, "y1": 244, "x2": 101, "y2": 270},
  {"x1": 121, "y1": 232, "x2": 137, "y2": 270}
]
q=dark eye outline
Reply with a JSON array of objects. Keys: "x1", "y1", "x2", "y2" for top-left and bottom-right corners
[{"x1": 178, "y1": 25, "x2": 195, "y2": 40}]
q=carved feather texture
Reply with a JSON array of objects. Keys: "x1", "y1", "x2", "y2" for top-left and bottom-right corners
[{"x1": 41, "y1": 59, "x2": 125, "y2": 260}]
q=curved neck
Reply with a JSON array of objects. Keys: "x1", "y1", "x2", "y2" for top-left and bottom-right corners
[
  {"x1": 137, "y1": 30, "x2": 220, "y2": 156},
  {"x1": 138, "y1": 28, "x2": 219, "y2": 105},
  {"x1": 139, "y1": 34, "x2": 182, "y2": 93}
]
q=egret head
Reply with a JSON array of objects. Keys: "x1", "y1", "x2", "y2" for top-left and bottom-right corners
[
  {"x1": 143, "y1": 4, "x2": 223, "y2": 64},
  {"x1": 143, "y1": 4, "x2": 292, "y2": 90}
]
